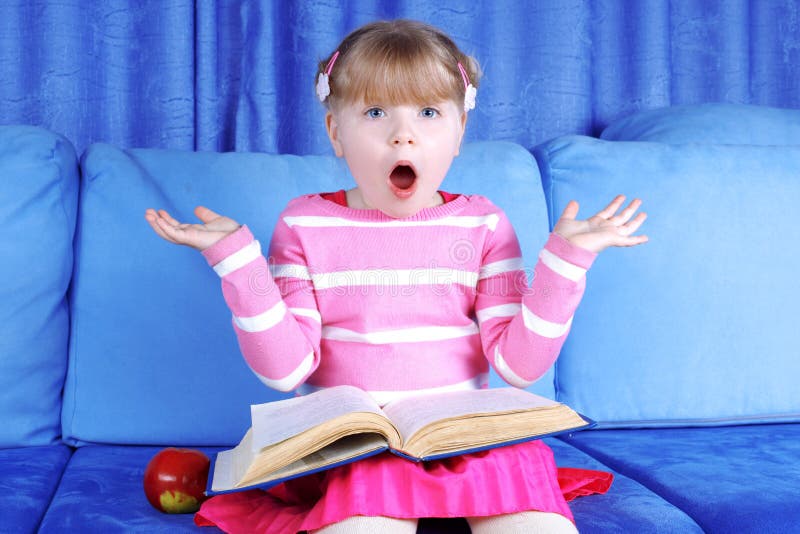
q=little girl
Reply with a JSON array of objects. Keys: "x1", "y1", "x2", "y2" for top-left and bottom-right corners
[{"x1": 145, "y1": 19, "x2": 646, "y2": 534}]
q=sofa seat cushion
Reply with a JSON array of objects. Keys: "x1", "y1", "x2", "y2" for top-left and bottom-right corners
[
  {"x1": 37, "y1": 442, "x2": 698, "y2": 534},
  {"x1": 562, "y1": 424, "x2": 800, "y2": 533},
  {"x1": 39, "y1": 445, "x2": 223, "y2": 533},
  {"x1": 0, "y1": 445, "x2": 72, "y2": 533},
  {"x1": 546, "y1": 438, "x2": 701, "y2": 533}
]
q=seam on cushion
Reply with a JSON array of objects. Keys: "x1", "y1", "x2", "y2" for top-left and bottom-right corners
[
  {"x1": 62, "y1": 145, "x2": 82, "y2": 446},
  {"x1": 33, "y1": 446, "x2": 75, "y2": 531},
  {"x1": 557, "y1": 435, "x2": 703, "y2": 529},
  {"x1": 532, "y1": 143, "x2": 562, "y2": 400},
  {"x1": 49, "y1": 136, "x2": 79, "y2": 445},
  {"x1": 593, "y1": 412, "x2": 800, "y2": 429}
]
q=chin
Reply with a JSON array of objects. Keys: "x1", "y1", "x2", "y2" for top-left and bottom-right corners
[
  {"x1": 379, "y1": 200, "x2": 426, "y2": 219},
  {"x1": 382, "y1": 207, "x2": 420, "y2": 219}
]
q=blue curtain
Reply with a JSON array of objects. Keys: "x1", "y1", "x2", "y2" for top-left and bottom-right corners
[{"x1": 2, "y1": 0, "x2": 798, "y2": 156}]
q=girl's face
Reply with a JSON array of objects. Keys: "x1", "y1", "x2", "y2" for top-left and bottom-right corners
[{"x1": 325, "y1": 98, "x2": 467, "y2": 219}]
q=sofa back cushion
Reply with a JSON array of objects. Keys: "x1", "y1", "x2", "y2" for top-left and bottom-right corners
[
  {"x1": 535, "y1": 135, "x2": 800, "y2": 427},
  {"x1": 0, "y1": 126, "x2": 79, "y2": 446},
  {"x1": 62, "y1": 141, "x2": 551, "y2": 446},
  {"x1": 601, "y1": 103, "x2": 800, "y2": 145}
]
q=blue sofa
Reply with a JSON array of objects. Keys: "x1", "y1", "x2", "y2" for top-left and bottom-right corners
[{"x1": 3, "y1": 103, "x2": 800, "y2": 533}]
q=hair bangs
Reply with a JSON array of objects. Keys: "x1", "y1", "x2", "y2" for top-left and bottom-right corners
[{"x1": 332, "y1": 38, "x2": 462, "y2": 108}]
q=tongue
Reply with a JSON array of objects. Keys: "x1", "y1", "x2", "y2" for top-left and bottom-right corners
[{"x1": 390, "y1": 165, "x2": 416, "y2": 190}]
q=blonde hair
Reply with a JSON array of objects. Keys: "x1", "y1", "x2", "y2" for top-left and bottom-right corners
[{"x1": 317, "y1": 19, "x2": 481, "y2": 112}]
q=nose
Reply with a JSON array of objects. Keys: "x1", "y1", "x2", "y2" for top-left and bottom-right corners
[
  {"x1": 392, "y1": 133, "x2": 414, "y2": 145},
  {"x1": 389, "y1": 116, "x2": 415, "y2": 146}
]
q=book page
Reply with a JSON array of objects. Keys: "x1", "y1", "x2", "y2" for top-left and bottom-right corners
[
  {"x1": 246, "y1": 434, "x2": 388, "y2": 488},
  {"x1": 211, "y1": 433, "x2": 388, "y2": 493},
  {"x1": 382, "y1": 387, "x2": 559, "y2": 444},
  {"x1": 250, "y1": 385, "x2": 384, "y2": 452}
]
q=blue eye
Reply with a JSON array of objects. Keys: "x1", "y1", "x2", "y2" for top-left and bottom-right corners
[
  {"x1": 366, "y1": 108, "x2": 385, "y2": 118},
  {"x1": 421, "y1": 108, "x2": 439, "y2": 118}
]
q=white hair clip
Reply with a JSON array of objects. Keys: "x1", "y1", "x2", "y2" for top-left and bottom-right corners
[
  {"x1": 317, "y1": 50, "x2": 340, "y2": 102},
  {"x1": 458, "y1": 62, "x2": 477, "y2": 112}
]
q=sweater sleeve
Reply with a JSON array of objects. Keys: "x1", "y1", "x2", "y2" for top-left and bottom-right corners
[
  {"x1": 475, "y1": 212, "x2": 596, "y2": 388},
  {"x1": 201, "y1": 220, "x2": 321, "y2": 392}
]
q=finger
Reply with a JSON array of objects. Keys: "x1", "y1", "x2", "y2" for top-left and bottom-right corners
[
  {"x1": 157, "y1": 209, "x2": 182, "y2": 227},
  {"x1": 559, "y1": 200, "x2": 579, "y2": 221},
  {"x1": 144, "y1": 210, "x2": 175, "y2": 239},
  {"x1": 621, "y1": 212, "x2": 647, "y2": 235},
  {"x1": 155, "y1": 216, "x2": 193, "y2": 245},
  {"x1": 609, "y1": 233, "x2": 649, "y2": 248},
  {"x1": 612, "y1": 200, "x2": 644, "y2": 226},
  {"x1": 615, "y1": 212, "x2": 646, "y2": 236},
  {"x1": 596, "y1": 195, "x2": 626, "y2": 219},
  {"x1": 195, "y1": 205, "x2": 220, "y2": 223},
  {"x1": 148, "y1": 216, "x2": 181, "y2": 244},
  {"x1": 621, "y1": 234, "x2": 649, "y2": 247}
]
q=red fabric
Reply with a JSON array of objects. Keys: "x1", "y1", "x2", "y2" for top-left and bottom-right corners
[
  {"x1": 319, "y1": 189, "x2": 348, "y2": 206},
  {"x1": 557, "y1": 467, "x2": 614, "y2": 501},
  {"x1": 320, "y1": 190, "x2": 461, "y2": 207}
]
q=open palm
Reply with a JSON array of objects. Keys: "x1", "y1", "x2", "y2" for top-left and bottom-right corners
[
  {"x1": 144, "y1": 206, "x2": 240, "y2": 251},
  {"x1": 554, "y1": 195, "x2": 648, "y2": 253}
]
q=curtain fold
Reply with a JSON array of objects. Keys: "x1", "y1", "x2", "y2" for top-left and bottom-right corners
[{"x1": 1, "y1": 0, "x2": 798, "y2": 156}]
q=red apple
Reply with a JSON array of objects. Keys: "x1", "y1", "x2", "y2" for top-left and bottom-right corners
[{"x1": 143, "y1": 447, "x2": 210, "y2": 514}]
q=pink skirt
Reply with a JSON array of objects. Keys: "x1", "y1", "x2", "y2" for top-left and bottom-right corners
[{"x1": 195, "y1": 440, "x2": 612, "y2": 534}]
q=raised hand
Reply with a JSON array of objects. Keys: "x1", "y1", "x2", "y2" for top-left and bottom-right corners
[
  {"x1": 554, "y1": 195, "x2": 648, "y2": 254},
  {"x1": 144, "y1": 206, "x2": 241, "y2": 251}
]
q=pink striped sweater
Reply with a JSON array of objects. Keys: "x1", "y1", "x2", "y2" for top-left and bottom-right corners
[{"x1": 202, "y1": 193, "x2": 596, "y2": 405}]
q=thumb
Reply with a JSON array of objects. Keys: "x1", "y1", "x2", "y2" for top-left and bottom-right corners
[
  {"x1": 559, "y1": 200, "x2": 579, "y2": 221},
  {"x1": 194, "y1": 205, "x2": 220, "y2": 223}
]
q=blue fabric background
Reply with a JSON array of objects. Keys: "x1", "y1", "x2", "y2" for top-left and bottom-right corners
[{"x1": 1, "y1": 0, "x2": 798, "y2": 156}]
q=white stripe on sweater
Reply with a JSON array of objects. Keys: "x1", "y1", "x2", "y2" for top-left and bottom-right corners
[
  {"x1": 522, "y1": 305, "x2": 572, "y2": 338},
  {"x1": 270, "y1": 264, "x2": 312, "y2": 280},
  {"x1": 322, "y1": 323, "x2": 479, "y2": 344},
  {"x1": 233, "y1": 301, "x2": 287, "y2": 332},
  {"x1": 289, "y1": 307, "x2": 322, "y2": 323},
  {"x1": 212, "y1": 240, "x2": 261, "y2": 277},
  {"x1": 493, "y1": 346, "x2": 535, "y2": 388},
  {"x1": 476, "y1": 303, "x2": 522, "y2": 324},
  {"x1": 254, "y1": 351, "x2": 315, "y2": 392},
  {"x1": 479, "y1": 257, "x2": 525, "y2": 279},
  {"x1": 539, "y1": 248, "x2": 586, "y2": 281},
  {"x1": 283, "y1": 214, "x2": 499, "y2": 231},
  {"x1": 297, "y1": 373, "x2": 489, "y2": 407},
  {"x1": 312, "y1": 268, "x2": 478, "y2": 290}
]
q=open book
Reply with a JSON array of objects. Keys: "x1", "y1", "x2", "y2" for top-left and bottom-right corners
[{"x1": 207, "y1": 385, "x2": 593, "y2": 495}]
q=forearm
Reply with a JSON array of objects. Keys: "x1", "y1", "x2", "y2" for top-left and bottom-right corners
[
  {"x1": 202, "y1": 225, "x2": 320, "y2": 391},
  {"x1": 481, "y1": 233, "x2": 596, "y2": 387}
]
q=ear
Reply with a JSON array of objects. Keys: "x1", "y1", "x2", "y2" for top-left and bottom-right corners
[
  {"x1": 454, "y1": 112, "x2": 468, "y2": 157},
  {"x1": 325, "y1": 111, "x2": 344, "y2": 157}
]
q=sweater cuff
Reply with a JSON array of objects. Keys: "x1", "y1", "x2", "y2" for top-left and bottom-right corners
[
  {"x1": 546, "y1": 232, "x2": 597, "y2": 270},
  {"x1": 201, "y1": 225, "x2": 254, "y2": 267}
]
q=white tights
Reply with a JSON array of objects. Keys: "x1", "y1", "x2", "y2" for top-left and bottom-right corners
[
  {"x1": 311, "y1": 515, "x2": 417, "y2": 533},
  {"x1": 311, "y1": 511, "x2": 578, "y2": 533},
  {"x1": 467, "y1": 511, "x2": 579, "y2": 533}
]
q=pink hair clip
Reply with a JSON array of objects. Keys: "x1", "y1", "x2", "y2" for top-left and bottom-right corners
[
  {"x1": 317, "y1": 50, "x2": 340, "y2": 102},
  {"x1": 457, "y1": 62, "x2": 477, "y2": 112}
]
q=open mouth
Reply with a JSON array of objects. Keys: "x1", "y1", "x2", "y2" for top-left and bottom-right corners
[{"x1": 389, "y1": 163, "x2": 417, "y2": 192}]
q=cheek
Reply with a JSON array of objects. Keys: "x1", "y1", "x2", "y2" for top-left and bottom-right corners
[{"x1": 344, "y1": 151, "x2": 380, "y2": 186}]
